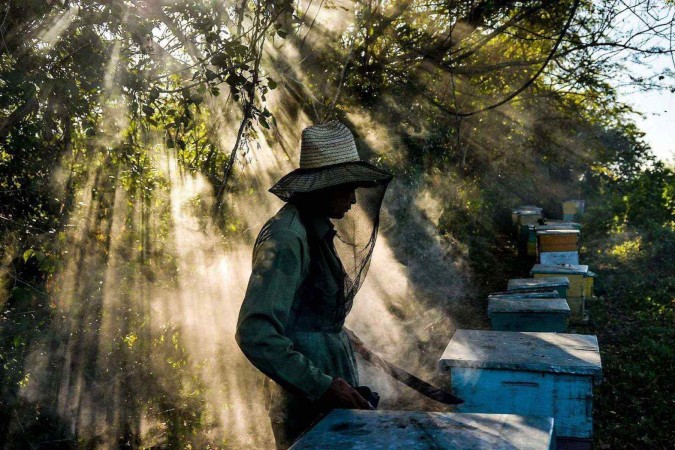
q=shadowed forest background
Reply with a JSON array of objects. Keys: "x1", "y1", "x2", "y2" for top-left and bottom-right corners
[{"x1": 0, "y1": 0, "x2": 673, "y2": 448}]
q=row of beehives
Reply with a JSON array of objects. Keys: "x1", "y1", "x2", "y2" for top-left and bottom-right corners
[
  {"x1": 290, "y1": 201, "x2": 598, "y2": 449},
  {"x1": 437, "y1": 201, "x2": 602, "y2": 449},
  {"x1": 510, "y1": 202, "x2": 595, "y2": 323}
]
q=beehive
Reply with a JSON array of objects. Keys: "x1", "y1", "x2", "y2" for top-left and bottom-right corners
[
  {"x1": 488, "y1": 298, "x2": 570, "y2": 332},
  {"x1": 537, "y1": 230, "x2": 580, "y2": 252},
  {"x1": 439, "y1": 330, "x2": 602, "y2": 442},
  {"x1": 525, "y1": 222, "x2": 582, "y2": 257},
  {"x1": 512, "y1": 206, "x2": 543, "y2": 227},
  {"x1": 517, "y1": 210, "x2": 544, "y2": 228},
  {"x1": 507, "y1": 277, "x2": 569, "y2": 298},
  {"x1": 539, "y1": 251, "x2": 579, "y2": 265},
  {"x1": 562, "y1": 199, "x2": 585, "y2": 221},
  {"x1": 531, "y1": 265, "x2": 592, "y2": 321},
  {"x1": 290, "y1": 410, "x2": 556, "y2": 450}
]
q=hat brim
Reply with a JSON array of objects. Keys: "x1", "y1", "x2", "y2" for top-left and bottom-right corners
[{"x1": 269, "y1": 161, "x2": 393, "y2": 201}]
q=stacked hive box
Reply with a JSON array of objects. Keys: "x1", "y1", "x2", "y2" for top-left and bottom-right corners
[
  {"x1": 512, "y1": 207, "x2": 544, "y2": 255},
  {"x1": 524, "y1": 221, "x2": 582, "y2": 257},
  {"x1": 562, "y1": 199, "x2": 585, "y2": 221},
  {"x1": 531, "y1": 264, "x2": 595, "y2": 323},
  {"x1": 440, "y1": 330, "x2": 602, "y2": 449},
  {"x1": 488, "y1": 297, "x2": 570, "y2": 332},
  {"x1": 536, "y1": 229, "x2": 580, "y2": 265}
]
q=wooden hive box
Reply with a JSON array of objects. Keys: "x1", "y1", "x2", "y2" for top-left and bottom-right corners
[
  {"x1": 536, "y1": 230, "x2": 580, "y2": 252},
  {"x1": 488, "y1": 297, "x2": 570, "y2": 332},
  {"x1": 531, "y1": 265, "x2": 592, "y2": 321},
  {"x1": 290, "y1": 410, "x2": 556, "y2": 450},
  {"x1": 507, "y1": 277, "x2": 570, "y2": 299},
  {"x1": 439, "y1": 330, "x2": 602, "y2": 445},
  {"x1": 529, "y1": 222, "x2": 582, "y2": 258},
  {"x1": 512, "y1": 206, "x2": 543, "y2": 227},
  {"x1": 517, "y1": 210, "x2": 544, "y2": 228}
]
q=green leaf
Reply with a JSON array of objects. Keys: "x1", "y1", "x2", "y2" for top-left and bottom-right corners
[
  {"x1": 142, "y1": 105, "x2": 154, "y2": 116},
  {"x1": 259, "y1": 117, "x2": 270, "y2": 129},
  {"x1": 267, "y1": 78, "x2": 277, "y2": 90},
  {"x1": 23, "y1": 249, "x2": 35, "y2": 262},
  {"x1": 149, "y1": 87, "x2": 160, "y2": 101},
  {"x1": 211, "y1": 53, "x2": 229, "y2": 68}
]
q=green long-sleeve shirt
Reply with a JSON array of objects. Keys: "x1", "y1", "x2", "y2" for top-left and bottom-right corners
[{"x1": 236, "y1": 203, "x2": 359, "y2": 403}]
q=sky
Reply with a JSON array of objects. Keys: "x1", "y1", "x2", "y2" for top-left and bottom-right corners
[
  {"x1": 622, "y1": 88, "x2": 674, "y2": 164},
  {"x1": 610, "y1": 4, "x2": 675, "y2": 165}
]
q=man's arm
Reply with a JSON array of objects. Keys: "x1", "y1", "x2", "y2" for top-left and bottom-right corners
[{"x1": 235, "y1": 229, "x2": 333, "y2": 401}]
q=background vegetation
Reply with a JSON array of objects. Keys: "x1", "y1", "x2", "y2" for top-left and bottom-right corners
[{"x1": 1, "y1": 0, "x2": 673, "y2": 448}]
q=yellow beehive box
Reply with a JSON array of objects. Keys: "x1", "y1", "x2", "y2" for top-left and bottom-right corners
[
  {"x1": 562, "y1": 199, "x2": 585, "y2": 220},
  {"x1": 531, "y1": 264, "x2": 589, "y2": 298}
]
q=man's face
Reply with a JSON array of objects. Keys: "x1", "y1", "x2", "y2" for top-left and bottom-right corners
[{"x1": 325, "y1": 184, "x2": 358, "y2": 219}]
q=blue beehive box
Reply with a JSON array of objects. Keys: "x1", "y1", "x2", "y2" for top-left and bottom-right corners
[
  {"x1": 507, "y1": 277, "x2": 570, "y2": 298},
  {"x1": 290, "y1": 409, "x2": 556, "y2": 450},
  {"x1": 439, "y1": 330, "x2": 602, "y2": 443},
  {"x1": 488, "y1": 297, "x2": 570, "y2": 332}
]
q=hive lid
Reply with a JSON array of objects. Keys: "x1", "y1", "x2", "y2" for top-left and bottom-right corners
[
  {"x1": 440, "y1": 330, "x2": 602, "y2": 381},
  {"x1": 531, "y1": 225, "x2": 581, "y2": 233},
  {"x1": 488, "y1": 298, "x2": 571, "y2": 315},
  {"x1": 531, "y1": 264, "x2": 590, "y2": 276},
  {"x1": 488, "y1": 290, "x2": 560, "y2": 299},
  {"x1": 513, "y1": 205, "x2": 543, "y2": 213},
  {"x1": 535, "y1": 229, "x2": 580, "y2": 236},
  {"x1": 508, "y1": 277, "x2": 570, "y2": 290},
  {"x1": 289, "y1": 410, "x2": 555, "y2": 450}
]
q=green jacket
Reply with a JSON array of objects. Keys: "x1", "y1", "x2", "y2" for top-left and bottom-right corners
[{"x1": 236, "y1": 203, "x2": 359, "y2": 405}]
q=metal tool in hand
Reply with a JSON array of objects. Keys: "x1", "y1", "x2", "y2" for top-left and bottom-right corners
[{"x1": 344, "y1": 328, "x2": 464, "y2": 405}]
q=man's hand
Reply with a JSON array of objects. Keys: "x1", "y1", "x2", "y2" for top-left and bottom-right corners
[{"x1": 319, "y1": 377, "x2": 374, "y2": 410}]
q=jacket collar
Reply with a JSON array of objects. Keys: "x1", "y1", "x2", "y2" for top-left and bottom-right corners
[{"x1": 309, "y1": 214, "x2": 335, "y2": 240}]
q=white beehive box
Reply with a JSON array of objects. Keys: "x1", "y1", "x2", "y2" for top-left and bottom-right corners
[{"x1": 439, "y1": 330, "x2": 602, "y2": 441}]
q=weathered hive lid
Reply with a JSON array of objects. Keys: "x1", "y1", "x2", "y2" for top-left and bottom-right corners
[
  {"x1": 488, "y1": 298, "x2": 571, "y2": 316},
  {"x1": 531, "y1": 264, "x2": 590, "y2": 276},
  {"x1": 535, "y1": 229, "x2": 580, "y2": 236},
  {"x1": 440, "y1": 330, "x2": 602, "y2": 381},
  {"x1": 540, "y1": 220, "x2": 582, "y2": 229},
  {"x1": 508, "y1": 277, "x2": 570, "y2": 290},
  {"x1": 488, "y1": 290, "x2": 560, "y2": 299},
  {"x1": 513, "y1": 205, "x2": 543, "y2": 213},
  {"x1": 517, "y1": 210, "x2": 543, "y2": 217},
  {"x1": 289, "y1": 410, "x2": 555, "y2": 450}
]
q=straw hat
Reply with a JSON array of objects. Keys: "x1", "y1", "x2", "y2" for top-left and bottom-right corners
[{"x1": 269, "y1": 121, "x2": 392, "y2": 201}]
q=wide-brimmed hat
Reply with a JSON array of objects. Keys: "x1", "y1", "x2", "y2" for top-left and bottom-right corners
[{"x1": 269, "y1": 121, "x2": 392, "y2": 201}]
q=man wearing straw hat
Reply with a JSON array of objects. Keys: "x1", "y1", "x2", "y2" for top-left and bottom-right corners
[{"x1": 236, "y1": 121, "x2": 392, "y2": 448}]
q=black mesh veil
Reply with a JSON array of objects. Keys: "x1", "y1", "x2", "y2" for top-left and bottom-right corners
[
  {"x1": 276, "y1": 167, "x2": 392, "y2": 322},
  {"x1": 332, "y1": 180, "x2": 390, "y2": 319}
]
